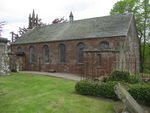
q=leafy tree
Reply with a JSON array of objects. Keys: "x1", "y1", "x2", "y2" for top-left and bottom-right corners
[
  {"x1": 52, "y1": 17, "x2": 67, "y2": 24},
  {"x1": 110, "y1": 0, "x2": 150, "y2": 72},
  {"x1": 0, "y1": 21, "x2": 5, "y2": 36},
  {"x1": 37, "y1": 18, "x2": 46, "y2": 26},
  {"x1": 11, "y1": 18, "x2": 46, "y2": 42}
]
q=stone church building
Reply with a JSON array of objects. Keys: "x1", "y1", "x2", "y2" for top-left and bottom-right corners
[{"x1": 10, "y1": 11, "x2": 139, "y2": 77}]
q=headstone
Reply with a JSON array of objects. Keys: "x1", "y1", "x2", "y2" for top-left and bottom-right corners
[
  {"x1": 114, "y1": 83, "x2": 148, "y2": 113},
  {"x1": 0, "y1": 37, "x2": 10, "y2": 75}
]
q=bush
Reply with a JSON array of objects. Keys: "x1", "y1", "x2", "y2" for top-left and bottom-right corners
[
  {"x1": 75, "y1": 80, "x2": 118, "y2": 100},
  {"x1": 128, "y1": 75, "x2": 142, "y2": 84},
  {"x1": 108, "y1": 70, "x2": 142, "y2": 84},
  {"x1": 109, "y1": 70, "x2": 130, "y2": 82},
  {"x1": 75, "y1": 80, "x2": 150, "y2": 106},
  {"x1": 75, "y1": 80, "x2": 96, "y2": 95},
  {"x1": 128, "y1": 84, "x2": 150, "y2": 106}
]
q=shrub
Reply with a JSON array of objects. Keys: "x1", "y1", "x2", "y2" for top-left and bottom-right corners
[
  {"x1": 109, "y1": 70, "x2": 130, "y2": 82},
  {"x1": 108, "y1": 70, "x2": 142, "y2": 84},
  {"x1": 75, "y1": 80, "x2": 118, "y2": 100},
  {"x1": 75, "y1": 80, "x2": 150, "y2": 106},
  {"x1": 128, "y1": 84, "x2": 150, "y2": 106},
  {"x1": 128, "y1": 75, "x2": 142, "y2": 84},
  {"x1": 75, "y1": 80, "x2": 96, "y2": 95}
]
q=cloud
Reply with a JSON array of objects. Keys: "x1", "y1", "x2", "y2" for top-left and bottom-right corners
[
  {"x1": 0, "y1": 0, "x2": 120, "y2": 40},
  {"x1": 63, "y1": 1, "x2": 93, "y2": 12}
]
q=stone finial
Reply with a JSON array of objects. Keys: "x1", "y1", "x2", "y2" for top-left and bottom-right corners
[
  {"x1": 69, "y1": 11, "x2": 74, "y2": 23},
  {"x1": 36, "y1": 14, "x2": 38, "y2": 26},
  {"x1": 32, "y1": 9, "x2": 35, "y2": 19},
  {"x1": 28, "y1": 14, "x2": 32, "y2": 29}
]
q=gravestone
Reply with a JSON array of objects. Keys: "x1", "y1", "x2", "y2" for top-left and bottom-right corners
[
  {"x1": 114, "y1": 83, "x2": 148, "y2": 113},
  {"x1": 0, "y1": 37, "x2": 10, "y2": 75}
]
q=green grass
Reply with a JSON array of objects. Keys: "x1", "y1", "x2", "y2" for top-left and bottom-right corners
[{"x1": 0, "y1": 73, "x2": 115, "y2": 113}]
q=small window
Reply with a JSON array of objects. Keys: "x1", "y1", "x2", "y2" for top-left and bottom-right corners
[
  {"x1": 29, "y1": 46, "x2": 36, "y2": 63},
  {"x1": 17, "y1": 47, "x2": 22, "y2": 52},
  {"x1": 77, "y1": 42, "x2": 85, "y2": 63},
  {"x1": 43, "y1": 45, "x2": 49, "y2": 63},
  {"x1": 59, "y1": 44, "x2": 66, "y2": 63},
  {"x1": 100, "y1": 41, "x2": 109, "y2": 49}
]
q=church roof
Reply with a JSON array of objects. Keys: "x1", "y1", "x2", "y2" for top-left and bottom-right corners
[{"x1": 12, "y1": 14, "x2": 133, "y2": 45}]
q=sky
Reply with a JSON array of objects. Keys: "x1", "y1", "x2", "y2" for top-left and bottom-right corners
[{"x1": 0, "y1": 0, "x2": 120, "y2": 41}]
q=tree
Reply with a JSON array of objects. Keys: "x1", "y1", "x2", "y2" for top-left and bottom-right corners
[
  {"x1": 37, "y1": 18, "x2": 46, "y2": 26},
  {"x1": 52, "y1": 17, "x2": 67, "y2": 24},
  {"x1": 0, "y1": 21, "x2": 5, "y2": 36},
  {"x1": 110, "y1": 0, "x2": 150, "y2": 72}
]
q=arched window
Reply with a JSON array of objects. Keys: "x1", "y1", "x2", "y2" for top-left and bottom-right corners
[
  {"x1": 59, "y1": 44, "x2": 66, "y2": 63},
  {"x1": 17, "y1": 47, "x2": 22, "y2": 52},
  {"x1": 100, "y1": 41, "x2": 109, "y2": 49},
  {"x1": 43, "y1": 45, "x2": 49, "y2": 63},
  {"x1": 29, "y1": 46, "x2": 36, "y2": 63},
  {"x1": 77, "y1": 42, "x2": 85, "y2": 63}
]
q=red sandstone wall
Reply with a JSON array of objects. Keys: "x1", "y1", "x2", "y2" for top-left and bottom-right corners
[{"x1": 11, "y1": 37, "x2": 126, "y2": 75}]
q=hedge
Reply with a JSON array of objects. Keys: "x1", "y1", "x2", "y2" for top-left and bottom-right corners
[
  {"x1": 75, "y1": 80, "x2": 150, "y2": 106},
  {"x1": 75, "y1": 80, "x2": 119, "y2": 100},
  {"x1": 128, "y1": 84, "x2": 150, "y2": 106}
]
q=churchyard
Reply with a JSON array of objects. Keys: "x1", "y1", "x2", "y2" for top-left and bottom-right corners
[{"x1": 0, "y1": 73, "x2": 115, "y2": 113}]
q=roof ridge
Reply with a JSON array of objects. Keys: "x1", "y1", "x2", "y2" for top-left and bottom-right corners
[{"x1": 38, "y1": 13, "x2": 133, "y2": 28}]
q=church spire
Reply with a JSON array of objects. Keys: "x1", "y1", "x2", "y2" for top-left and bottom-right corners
[
  {"x1": 69, "y1": 11, "x2": 74, "y2": 23},
  {"x1": 28, "y1": 9, "x2": 39, "y2": 29}
]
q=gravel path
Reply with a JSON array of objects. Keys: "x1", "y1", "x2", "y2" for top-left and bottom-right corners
[{"x1": 20, "y1": 71, "x2": 84, "y2": 81}]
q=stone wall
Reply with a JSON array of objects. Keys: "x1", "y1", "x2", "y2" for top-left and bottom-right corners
[
  {"x1": 11, "y1": 36, "x2": 137, "y2": 76},
  {"x1": 126, "y1": 15, "x2": 140, "y2": 74},
  {"x1": 0, "y1": 38, "x2": 10, "y2": 75}
]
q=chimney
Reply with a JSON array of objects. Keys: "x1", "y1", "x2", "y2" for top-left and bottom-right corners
[{"x1": 69, "y1": 11, "x2": 73, "y2": 22}]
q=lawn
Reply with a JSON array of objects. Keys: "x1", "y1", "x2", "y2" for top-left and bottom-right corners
[{"x1": 0, "y1": 73, "x2": 115, "y2": 113}]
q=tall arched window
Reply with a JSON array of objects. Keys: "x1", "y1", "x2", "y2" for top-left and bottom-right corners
[
  {"x1": 100, "y1": 41, "x2": 109, "y2": 49},
  {"x1": 29, "y1": 46, "x2": 36, "y2": 63},
  {"x1": 17, "y1": 47, "x2": 22, "y2": 52},
  {"x1": 77, "y1": 42, "x2": 85, "y2": 63},
  {"x1": 59, "y1": 44, "x2": 66, "y2": 63},
  {"x1": 43, "y1": 45, "x2": 49, "y2": 63}
]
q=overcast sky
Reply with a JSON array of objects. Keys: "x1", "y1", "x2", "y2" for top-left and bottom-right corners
[{"x1": 0, "y1": 0, "x2": 119, "y2": 40}]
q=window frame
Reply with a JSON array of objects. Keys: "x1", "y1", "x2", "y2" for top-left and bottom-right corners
[
  {"x1": 17, "y1": 47, "x2": 22, "y2": 52},
  {"x1": 29, "y1": 46, "x2": 36, "y2": 63},
  {"x1": 58, "y1": 44, "x2": 66, "y2": 63},
  {"x1": 100, "y1": 41, "x2": 109, "y2": 49},
  {"x1": 77, "y1": 42, "x2": 85, "y2": 63},
  {"x1": 43, "y1": 45, "x2": 49, "y2": 63}
]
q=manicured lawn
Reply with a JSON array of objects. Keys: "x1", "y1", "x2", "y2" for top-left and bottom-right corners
[{"x1": 0, "y1": 73, "x2": 115, "y2": 113}]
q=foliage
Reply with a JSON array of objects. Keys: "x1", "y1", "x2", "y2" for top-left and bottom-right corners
[
  {"x1": 108, "y1": 70, "x2": 142, "y2": 84},
  {"x1": 110, "y1": 0, "x2": 150, "y2": 40},
  {"x1": 128, "y1": 74, "x2": 142, "y2": 84},
  {"x1": 0, "y1": 73, "x2": 114, "y2": 113},
  {"x1": 110, "y1": 0, "x2": 150, "y2": 72},
  {"x1": 143, "y1": 43, "x2": 150, "y2": 73},
  {"x1": 109, "y1": 70, "x2": 130, "y2": 82},
  {"x1": 75, "y1": 80, "x2": 150, "y2": 106},
  {"x1": 52, "y1": 17, "x2": 67, "y2": 24},
  {"x1": 128, "y1": 84, "x2": 150, "y2": 106},
  {"x1": 11, "y1": 18, "x2": 46, "y2": 42},
  {"x1": 75, "y1": 80, "x2": 119, "y2": 100}
]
